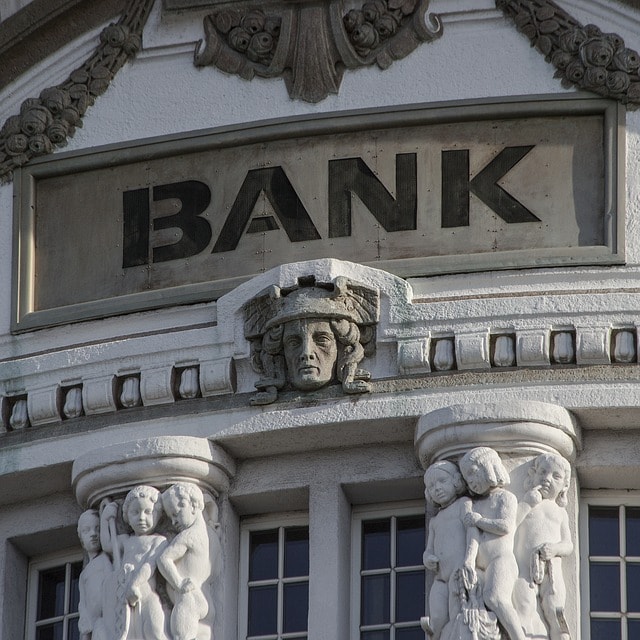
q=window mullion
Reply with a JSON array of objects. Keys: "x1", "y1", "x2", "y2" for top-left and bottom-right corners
[
  {"x1": 278, "y1": 527, "x2": 285, "y2": 639},
  {"x1": 63, "y1": 561, "x2": 71, "y2": 640},
  {"x1": 390, "y1": 515, "x2": 397, "y2": 638}
]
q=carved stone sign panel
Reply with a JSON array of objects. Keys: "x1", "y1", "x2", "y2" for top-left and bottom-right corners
[{"x1": 12, "y1": 97, "x2": 621, "y2": 330}]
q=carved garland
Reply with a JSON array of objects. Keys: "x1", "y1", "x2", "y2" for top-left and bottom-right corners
[
  {"x1": 194, "y1": 0, "x2": 443, "y2": 103},
  {"x1": 497, "y1": 0, "x2": 640, "y2": 107},
  {"x1": 0, "y1": 0, "x2": 155, "y2": 183},
  {"x1": 1, "y1": 0, "x2": 639, "y2": 179}
]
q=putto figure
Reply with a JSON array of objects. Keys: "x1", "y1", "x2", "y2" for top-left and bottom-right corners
[
  {"x1": 514, "y1": 453, "x2": 573, "y2": 640},
  {"x1": 459, "y1": 447, "x2": 525, "y2": 640},
  {"x1": 243, "y1": 275, "x2": 379, "y2": 404},
  {"x1": 77, "y1": 509, "x2": 113, "y2": 640},
  {"x1": 159, "y1": 482, "x2": 220, "y2": 640},
  {"x1": 101, "y1": 486, "x2": 170, "y2": 640},
  {"x1": 422, "y1": 461, "x2": 470, "y2": 640}
]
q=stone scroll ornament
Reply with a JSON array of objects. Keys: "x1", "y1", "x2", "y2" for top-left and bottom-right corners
[
  {"x1": 0, "y1": 0, "x2": 155, "y2": 183},
  {"x1": 496, "y1": 0, "x2": 640, "y2": 107},
  {"x1": 242, "y1": 275, "x2": 379, "y2": 405},
  {"x1": 77, "y1": 482, "x2": 222, "y2": 640},
  {"x1": 421, "y1": 448, "x2": 574, "y2": 640},
  {"x1": 193, "y1": 0, "x2": 443, "y2": 102}
]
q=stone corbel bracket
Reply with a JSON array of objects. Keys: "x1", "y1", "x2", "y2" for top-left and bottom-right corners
[
  {"x1": 72, "y1": 435, "x2": 236, "y2": 508},
  {"x1": 193, "y1": 0, "x2": 443, "y2": 103},
  {"x1": 414, "y1": 401, "x2": 580, "y2": 468},
  {"x1": 0, "y1": 0, "x2": 155, "y2": 183},
  {"x1": 497, "y1": 0, "x2": 640, "y2": 107}
]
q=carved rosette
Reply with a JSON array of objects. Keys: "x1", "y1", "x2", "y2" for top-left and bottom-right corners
[
  {"x1": 0, "y1": 0, "x2": 154, "y2": 183},
  {"x1": 194, "y1": 0, "x2": 442, "y2": 102},
  {"x1": 497, "y1": 0, "x2": 640, "y2": 106}
]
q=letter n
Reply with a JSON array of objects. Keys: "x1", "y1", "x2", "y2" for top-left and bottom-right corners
[{"x1": 328, "y1": 154, "x2": 417, "y2": 237}]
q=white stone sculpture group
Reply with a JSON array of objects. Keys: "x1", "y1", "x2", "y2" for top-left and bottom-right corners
[
  {"x1": 422, "y1": 448, "x2": 572, "y2": 640},
  {"x1": 77, "y1": 482, "x2": 222, "y2": 640}
]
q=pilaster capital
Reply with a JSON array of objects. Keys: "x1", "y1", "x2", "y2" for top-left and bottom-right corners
[
  {"x1": 72, "y1": 435, "x2": 236, "y2": 508},
  {"x1": 415, "y1": 401, "x2": 580, "y2": 468}
]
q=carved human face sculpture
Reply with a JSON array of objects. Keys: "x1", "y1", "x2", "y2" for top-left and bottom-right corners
[
  {"x1": 462, "y1": 462, "x2": 491, "y2": 496},
  {"x1": 126, "y1": 496, "x2": 159, "y2": 535},
  {"x1": 533, "y1": 457, "x2": 566, "y2": 501},
  {"x1": 283, "y1": 319, "x2": 338, "y2": 391},
  {"x1": 164, "y1": 494, "x2": 198, "y2": 532},
  {"x1": 426, "y1": 469, "x2": 459, "y2": 507},
  {"x1": 78, "y1": 512, "x2": 101, "y2": 554}
]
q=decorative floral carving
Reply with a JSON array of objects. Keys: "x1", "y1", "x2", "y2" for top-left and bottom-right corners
[
  {"x1": 194, "y1": 0, "x2": 442, "y2": 103},
  {"x1": 496, "y1": 0, "x2": 640, "y2": 107},
  {"x1": 0, "y1": 0, "x2": 154, "y2": 183},
  {"x1": 343, "y1": 0, "x2": 418, "y2": 57}
]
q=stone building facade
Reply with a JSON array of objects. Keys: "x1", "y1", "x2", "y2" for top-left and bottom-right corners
[{"x1": 1, "y1": 1, "x2": 640, "y2": 639}]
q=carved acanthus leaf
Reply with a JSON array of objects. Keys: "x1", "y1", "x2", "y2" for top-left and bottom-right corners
[
  {"x1": 497, "y1": 0, "x2": 640, "y2": 107},
  {"x1": 194, "y1": 0, "x2": 442, "y2": 103},
  {"x1": 0, "y1": 0, "x2": 154, "y2": 183}
]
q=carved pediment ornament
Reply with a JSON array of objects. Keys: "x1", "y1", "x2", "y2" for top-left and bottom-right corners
[
  {"x1": 497, "y1": 0, "x2": 640, "y2": 107},
  {"x1": 1, "y1": 0, "x2": 639, "y2": 182},
  {"x1": 0, "y1": 0, "x2": 155, "y2": 183},
  {"x1": 242, "y1": 275, "x2": 379, "y2": 405},
  {"x1": 193, "y1": 0, "x2": 443, "y2": 102}
]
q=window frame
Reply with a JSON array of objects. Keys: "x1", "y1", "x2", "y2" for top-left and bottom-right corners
[
  {"x1": 350, "y1": 500, "x2": 426, "y2": 640},
  {"x1": 238, "y1": 512, "x2": 310, "y2": 640},
  {"x1": 25, "y1": 548, "x2": 84, "y2": 640},
  {"x1": 580, "y1": 491, "x2": 640, "y2": 640}
]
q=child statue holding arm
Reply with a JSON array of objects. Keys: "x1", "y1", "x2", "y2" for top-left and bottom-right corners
[{"x1": 459, "y1": 447, "x2": 526, "y2": 640}]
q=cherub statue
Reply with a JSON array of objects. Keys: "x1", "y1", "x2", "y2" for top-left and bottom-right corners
[
  {"x1": 158, "y1": 482, "x2": 220, "y2": 640},
  {"x1": 514, "y1": 453, "x2": 573, "y2": 640},
  {"x1": 77, "y1": 509, "x2": 112, "y2": 640},
  {"x1": 101, "y1": 486, "x2": 170, "y2": 640},
  {"x1": 459, "y1": 447, "x2": 525, "y2": 640},
  {"x1": 422, "y1": 461, "x2": 471, "y2": 640}
]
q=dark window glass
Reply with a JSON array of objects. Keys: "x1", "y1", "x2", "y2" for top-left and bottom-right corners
[
  {"x1": 69, "y1": 562, "x2": 82, "y2": 612},
  {"x1": 283, "y1": 582, "x2": 309, "y2": 633},
  {"x1": 396, "y1": 516, "x2": 425, "y2": 567},
  {"x1": 396, "y1": 627, "x2": 426, "y2": 640},
  {"x1": 67, "y1": 618, "x2": 81, "y2": 640},
  {"x1": 626, "y1": 507, "x2": 640, "y2": 556},
  {"x1": 590, "y1": 563, "x2": 621, "y2": 612},
  {"x1": 248, "y1": 585, "x2": 277, "y2": 636},
  {"x1": 627, "y1": 563, "x2": 640, "y2": 612},
  {"x1": 249, "y1": 529, "x2": 278, "y2": 581},
  {"x1": 396, "y1": 571, "x2": 425, "y2": 622},
  {"x1": 589, "y1": 507, "x2": 619, "y2": 556},
  {"x1": 38, "y1": 567, "x2": 67, "y2": 619},
  {"x1": 362, "y1": 520, "x2": 390, "y2": 571},
  {"x1": 628, "y1": 619, "x2": 640, "y2": 637},
  {"x1": 590, "y1": 618, "x2": 621, "y2": 640},
  {"x1": 284, "y1": 527, "x2": 309, "y2": 578},
  {"x1": 361, "y1": 631, "x2": 390, "y2": 640},
  {"x1": 362, "y1": 573, "x2": 390, "y2": 625},
  {"x1": 35, "y1": 622, "x2": 63, "y2": 640}
]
